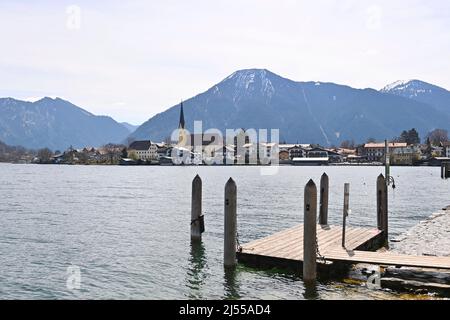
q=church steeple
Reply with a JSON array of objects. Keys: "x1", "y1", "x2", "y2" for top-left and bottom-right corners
[
  {"x1": 179, "y1": 101, "x2": 185, "y2": 129},
  {"x1": 177, "y1": 101, "x2": 187, "y2": 146}
]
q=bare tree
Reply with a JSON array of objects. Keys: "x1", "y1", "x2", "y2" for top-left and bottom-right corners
[
  {"x1": 340, "y1": 139, "x2": 355, "y2": 149},
  {"x1": 37, "y1": 148, "x2": 53, "y2": 163},
  {"x1": 426, "y1": 129, "x2": 449, "y2": 145}
]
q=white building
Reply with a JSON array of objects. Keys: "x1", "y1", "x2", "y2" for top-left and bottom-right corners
[
  {"x1": 363, "y1": 142, "x2": 408, "y2": 162},
  {"x1": 442, "y1": 142, "x2": 450, "y2": 158},
  {"x1": 128, "y1": 140, "x2": 158, "y2": 161}
]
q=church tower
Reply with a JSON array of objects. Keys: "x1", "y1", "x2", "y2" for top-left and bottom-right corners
[{"x1": 177, "y1": 101, "x2": 187, "y2": 146}]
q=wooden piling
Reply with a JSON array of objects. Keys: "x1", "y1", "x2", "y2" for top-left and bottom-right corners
[
  {"x1": 445, "y1": 162, "x2": 450, "y2": 179},
  {"x1": 303, "y1": 179, "x2": 317, "y2": 282},
  {"x1": 319, "y1": 173, "x2": 329, "y2": 225},
  {"x1": 442, "y1": 163, "x2": 445, "y2": 179},
  {"x1": 377, "y1": 174, "x2": 388, "y2": 243},
  {"x1": 342, "y1": 183, "x2": 350, "y2": 248},
  {"x1": 446, "y1": 162, "x2": 449, "y2": 179},
  {"x1": 191, "y1": 175, "x2": 203, "y2": 241},
  {"x1": 224, "y1": 178, "x2": 237, "y2": 267}
]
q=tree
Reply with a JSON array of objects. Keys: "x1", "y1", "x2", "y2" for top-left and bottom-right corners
[
  {"x1": 121, "y1": 147, "x2": 128, "y2": 158},
  {"x1": 340, "y1": 140, "x2": 355, "y2": 149},
  {"x1": 366, "y1": 137, "x2": 376, "y2": 143},
  {"x1": 398, "y1": 128, "x2": 420, "y2": 145},
  {"x1": 407, "y1": 128, "x2": 420, "y2": 145},
  {"x1": 426, "y1": 129, "x2": 449, "y2": 145},
  {"x1": 128, "y1": 150, "x2": 139, "y2": 161},
  {"x1": 37, "y1": 148, "x2": 53, "y2": 163}
]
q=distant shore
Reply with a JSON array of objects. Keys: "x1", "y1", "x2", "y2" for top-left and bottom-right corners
[{"x1": 0, "y1": 161, "x2": 446, "y2": 168}]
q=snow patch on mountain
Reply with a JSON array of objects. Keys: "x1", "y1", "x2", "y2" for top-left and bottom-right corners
[
  {"x1": 230, "y1": 69, "x2": 275, "y2": 103},
  {"x1": 381, "y1": 80, "x2": 415, "y2": 92}
]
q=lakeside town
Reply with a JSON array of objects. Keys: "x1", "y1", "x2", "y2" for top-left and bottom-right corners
[
  {"x1": 1, "y1": 107, "x2": 449, "y2": 167},
  {"x1": 25, "y1": 138, "x2": 450, "y2": 167},
  {"x1": 1, "y1": 104, "x2": 450, "y2": 167}
]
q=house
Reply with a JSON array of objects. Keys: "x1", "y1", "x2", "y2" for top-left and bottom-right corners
[
  {"x1": 307, "y1": 147, "x2": 329, "y2": 158},
  {"x1": 390, "y1": 145, "x2": 421, "y2": 165},
  {"x1": 326, "y1": 149, "x2": 344, "y2": 163},
  {"x1": 362, "y1": 142, "x2": 408, "y2": 162},
  {"x1": 441, "y1": 142, "x2": 450, "y2": 158},
  {"x1": 288, "y1": 145, "x2": 307, "y2": 159},
  {"x1": 128, "y1": 140, "x2": 158, "y2": 161}
]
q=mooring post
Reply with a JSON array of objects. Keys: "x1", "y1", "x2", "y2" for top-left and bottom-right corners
[
  {"x1": 319, "y1": 173, "x2": 329, "y2": 225},
  {"x1": 444, "y1": 162, "x2": 450, "y2": 179},
  {"x1": 303, "y1": 179, "x2": 317, "y2": 282},
  {"x1": 441, "y1": 162, "x2": 445, "y2": 179},
  {"x1": 224, "y1": 178, "x2": 237, "y2": 267},
  {"x1": 384, "y1": 140, "x2": 390, "y2": 185},
  {"x1": 377, "y1": 174, "x2": 388, "y2": 243},
  {"x1": 342, "y1": 183, "x2": 350, "y2": 248},
  {"x1": 191, "y1": 174, "x2": 203, "y2": 241}
]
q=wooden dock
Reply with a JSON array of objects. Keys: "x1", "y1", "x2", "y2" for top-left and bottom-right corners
[
  {"x1": 190, "y1": 173, "x2": 450, "y2": 292},
  {"x1": 237, "y1": 224, "x2": 385, "y2": 271},
  {"x1": 237, "y1": 224, "x2": 450, "y2": 272}
]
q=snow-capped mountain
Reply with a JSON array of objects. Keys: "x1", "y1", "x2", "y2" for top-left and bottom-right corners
[
  {"x1": 130, "y1": 69, "x2": 450, "y2": 145},
  {"x1": 0, "y1": 97, "x2": 130, "y2": 150},
  {"x1": 381, "y1": 80, "x2": 450, "y2": 117}
]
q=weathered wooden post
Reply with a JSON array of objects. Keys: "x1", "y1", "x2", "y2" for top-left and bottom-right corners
[
  {"x1": 303, "y1": 179, "x2": 317, "y2": 282},
  {"x1": 342, "y1": 183, "x2": 350, "y2": 248},
  {"x1": 224, "y1": 178, "x2": 237, "y2": 267},
  {"x1": 377, "y1": 174, "x2": 388, "y2": 243},
  {"x1": 444, "y1": 162, "x2": 450, "y2": 179},
  {"x1": 191, "y1": 174, "x2": 203, "y2": 241},
  {"x1": 319, "y1": 173, "x2": 329, "y2": 225},
  {"x1": 442, "y1": 162, "x2": 445, "y2": 179},
  {"x1": 384, "y1": 140, "x2": 390, "y2": 185}
]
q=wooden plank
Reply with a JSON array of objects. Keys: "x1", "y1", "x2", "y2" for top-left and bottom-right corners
[
  {"x1": 239, "y1": 224, "x2": 382, "y2": 263},
  {"x1": 242, "y1": 225, "x2": 300, "y2": 250},
  {"x1": 265, "y1": 226, "x2": 340, "y2": 258},
  {"x1": 320, "y1": 227, "x2": 362, "y2": 251},
  {"x1": 344, "y1": 228, "x2": 380, "y2": 250},
  {"x1": 323, "y1": 248, "x2": 450, "y2": 270},
  {"x1": 243, "y1": 228, "x2": 303, "y2": 254}
]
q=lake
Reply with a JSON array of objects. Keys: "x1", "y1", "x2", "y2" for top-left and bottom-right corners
[{"x1": 0, "y1": 163, "x2": 449, "y2": 299}]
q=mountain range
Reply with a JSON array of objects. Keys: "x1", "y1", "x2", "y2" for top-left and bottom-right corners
[
  {"x1": 130, "y1": 69, "x2": 450, "y2": 146},
  {"x1": 1, "y1": 69, "x2": 449, "y2": 150},
  {"x1": 0, "y1": 97, "x2": 130, "y2": 150}
]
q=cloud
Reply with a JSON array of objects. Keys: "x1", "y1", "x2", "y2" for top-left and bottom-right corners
[{"x1": 0, "y1": 0, "x2": 449, "y2": 123}]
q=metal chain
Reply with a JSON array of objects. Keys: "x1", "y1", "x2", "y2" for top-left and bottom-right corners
[
  {"x1": 315, "y1": 235, "x2": 326, "y2": 263},
  {"x1": 316, "y1": 216, "x2": 326, "y2": 263}
]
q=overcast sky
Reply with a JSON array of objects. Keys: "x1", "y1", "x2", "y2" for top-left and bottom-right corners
[{"x1": 0, "y1": 0, "x2": 449, "y2": 124}]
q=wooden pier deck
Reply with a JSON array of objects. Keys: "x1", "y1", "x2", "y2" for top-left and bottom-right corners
[
  {"x1": 237, "y1": 224, "x2": 450, "y2": 272},
  {"x1": 322, "y1": 248, "x2": 450, "y2": 270},
  {"x1": 237, "y1": 224, "x2": 385, "y2": 270}
]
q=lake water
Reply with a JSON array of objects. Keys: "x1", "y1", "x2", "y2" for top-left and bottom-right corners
[{"x1": 0, "y1": 163, "x2": 449, "y2": 300}]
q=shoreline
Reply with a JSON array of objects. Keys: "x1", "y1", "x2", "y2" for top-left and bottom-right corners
[
  {"x1": 0, "y1": 161, "x2": 446, "y2": 168},
  {"x1": 391, "y1": 205, "x2": 450, "y2": 257}
]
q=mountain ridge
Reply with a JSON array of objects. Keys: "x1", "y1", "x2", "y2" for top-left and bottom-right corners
[
  {"x1": 381, "y1": 79, "x2": 450, "y2": 116},
  {"x1": 0, "y1": 97, "x2": 130, "y2": 150},
  {"x1": 130, "y1": 69, "x2": 450, "y2": 145}
]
